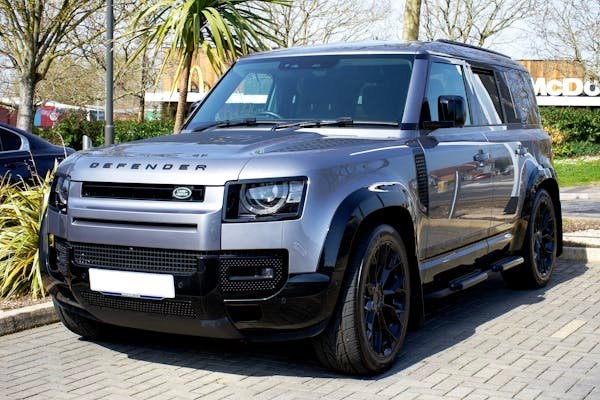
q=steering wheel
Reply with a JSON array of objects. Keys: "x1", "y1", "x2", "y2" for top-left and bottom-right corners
[{"x1": 256, "y1": 111, "x2": 284, "y2": 120}]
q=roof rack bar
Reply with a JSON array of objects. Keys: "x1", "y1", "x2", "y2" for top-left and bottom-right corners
[{"x1": 435, "y1": 39, "x2": 511, "y2": 59}]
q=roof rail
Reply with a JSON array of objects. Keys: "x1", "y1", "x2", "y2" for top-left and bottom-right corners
[{"x1": 434, "y1": 39, "x2": 511, "y2": 59}]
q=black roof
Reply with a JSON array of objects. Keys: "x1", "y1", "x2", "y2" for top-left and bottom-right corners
[{"x1": 244, "y1": 40, "x2": 527, "y2": 71}]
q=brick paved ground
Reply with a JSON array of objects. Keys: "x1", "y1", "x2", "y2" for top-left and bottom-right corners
[{"x1": 1, "y1": 260, "x2": 599, "y2": 400}]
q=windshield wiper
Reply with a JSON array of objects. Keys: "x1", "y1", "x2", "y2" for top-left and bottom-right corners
[
  {"x1": 189, "y1": 118, "x2": 276, "y2": 132},
  {"x1": 272, "y1": 117, "x2": 399, "y2": 130}
]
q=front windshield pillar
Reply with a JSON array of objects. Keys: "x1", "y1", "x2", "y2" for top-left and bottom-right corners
[{"x1": 402, "y1": 57, "x2": 428, "y2": 128}]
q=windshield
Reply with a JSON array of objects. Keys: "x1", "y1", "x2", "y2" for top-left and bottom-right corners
[{"x1": 188, "y1": 54, "x2": 414, "y2": 130}]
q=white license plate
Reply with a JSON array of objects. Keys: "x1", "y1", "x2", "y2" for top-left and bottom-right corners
[{"x1": 89, "y1": 268, "x2": 175, "y2": 299}]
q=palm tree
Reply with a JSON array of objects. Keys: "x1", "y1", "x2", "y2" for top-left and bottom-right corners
[{"x1": 136, "y1": 0, "x2": 286, "y2": 133}]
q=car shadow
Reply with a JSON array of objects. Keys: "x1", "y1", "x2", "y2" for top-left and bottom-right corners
[{"x1": 90, "y1": 260, "x2": 588, "y2": 379}]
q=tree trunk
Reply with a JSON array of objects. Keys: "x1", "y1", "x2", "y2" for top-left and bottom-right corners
[
  {"x1": 17, "y1": 75, "x2": 36, "y2": 132},
  {"x1": 402, "y1": 0, "x2": 422, "y2": 41},
  {"x1": 173, "y1": 51, "x2": 193, "y2": 133},
  {"x1": 138, "y1": 47, "x2": 148, "y2": 123}
]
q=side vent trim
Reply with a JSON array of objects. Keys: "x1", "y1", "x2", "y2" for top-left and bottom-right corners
[{"x1": 414, "y1": 151, "x2": 429, "y2": 212}]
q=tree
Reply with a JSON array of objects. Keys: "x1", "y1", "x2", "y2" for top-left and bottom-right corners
[
  {"x1": 421, "y1": 0, "x2": 539, "y2": 46},
  {"x1": 136, "y1": 0, "x2": 286, "y2": 133},
  {"x1": 402, "y1": 0, "x2": 422, "y2": 41},
  {"x1": 0, "y1": 1, "x2": 104, "y2": 131},
  {"x1": 262, "y1": 0, "x2": 391, "y2": 48},
  {"x1": 536, "y1": 0, "x2": 599, "y2": 80}
]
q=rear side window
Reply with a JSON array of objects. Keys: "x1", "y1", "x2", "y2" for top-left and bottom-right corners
[
  {"x1": 0, "y1": 129, "x2": 22, "y2": 152},
  {"x1": 472, "y1": 69, "x2": 503, "y2": 124},
  {"x1": 425, "y1": 62, "x2": 471, "y2": 124},
  {"x1": 497, "y1": 73, "x2": 519, "y2": 123},
  {"x1": 505, "y1": 69, "x2": 540, "y2": 125}
]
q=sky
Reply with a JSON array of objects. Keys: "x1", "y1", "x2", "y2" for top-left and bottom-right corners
[{"x1": 383, "y1": 0, "x2": 548, "y2": 60}]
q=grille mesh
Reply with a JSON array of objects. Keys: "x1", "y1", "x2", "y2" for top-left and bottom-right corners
[
  {"x1": 218, "y1": 253, "x2": 286, "y2": 298},
  {"x1": 79, "y1": 290, "x2": 197, "y2": 318},
  {"x1": 68, "y1": 241, "x2": 288, "y2": 299},
  {"x1": 72, "y1": 242, "x2": 200, "y2": 274}
]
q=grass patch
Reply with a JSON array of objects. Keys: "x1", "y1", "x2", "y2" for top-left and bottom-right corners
[{"x1": 554, "y1": 156, "x2": 600, "y2": 187}]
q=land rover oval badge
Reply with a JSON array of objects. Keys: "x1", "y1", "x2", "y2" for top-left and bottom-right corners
[{"x1": 173, "y1": 187, "x2": 192, "y2": 200}]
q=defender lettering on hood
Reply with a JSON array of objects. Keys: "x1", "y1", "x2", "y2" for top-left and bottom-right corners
[{"x1": 89, "y1": 162, "x2": 207, "y2": 171}]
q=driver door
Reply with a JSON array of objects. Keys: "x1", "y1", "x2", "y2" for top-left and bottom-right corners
[{"x1": 419, "y1": 60, "x2": 494, "y2": 258}]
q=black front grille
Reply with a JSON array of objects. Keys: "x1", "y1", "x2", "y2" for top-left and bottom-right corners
[
  {"x1": 81, "y1": 182, "x2": 204, "y2": 202},
  {"x1": 72, "y1": 242, "x2": 200, "y2": 274},
  {"x1": 68, "y1": 241, "x2": 288, "y2": 299},
  {"x1": 79, "y1": 290, "x2": 197, "y2": 318},
  {"x1": 218, "y1": 252, "x2": 287, "y2": 299}
]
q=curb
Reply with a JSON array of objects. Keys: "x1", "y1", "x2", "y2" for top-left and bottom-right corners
[
  {"x1": 560, "y1": 193, "x2": 590, "y2": 201},
  {"x1": 0, "y1": 302, "x2": 58, "y2": 337},
  {"x1": 560, "y1": 246, "x2": 600, "y2": 263}
]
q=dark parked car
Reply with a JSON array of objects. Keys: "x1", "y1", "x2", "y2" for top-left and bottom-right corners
[
  {"x1": 0, "y1": 123, "x2": 72, "y2": 183},
  {"x1": 41, "y1": 40, "x2": 562, "y2": 374}
]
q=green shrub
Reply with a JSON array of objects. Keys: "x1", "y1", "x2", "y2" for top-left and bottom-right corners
[
  {"x1": 540, "y1": 107, "x2": 600, "y2": 144},
  {"x1": 0, "y1": 174, "x2": 52, "y2": 298},
  {"x1": 36, "y1": 113, "x2": 175, "y2": 150}
]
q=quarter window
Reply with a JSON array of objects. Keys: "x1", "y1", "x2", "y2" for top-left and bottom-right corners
[
  {"x1": 472, "y1": 69, "x2": 503, "y2": 124},
  {"x1": 505, "y1": 69, "x2": 540, "y2": 125},
  {"x1": 425, "y1": 62, "x2": 470, "y2": 124}
]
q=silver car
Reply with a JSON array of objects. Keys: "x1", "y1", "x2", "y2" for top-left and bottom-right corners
[{"x1": 40, "y1": 40, "x2": 562, "y2": 374}]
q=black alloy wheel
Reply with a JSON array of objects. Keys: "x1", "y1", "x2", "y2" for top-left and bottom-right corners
[
  {"x1": 313, "y1": 224, "x2": 411, "y2": 374},
  {"x1": 360, "y1": 239, "x2": 409, "y2": 359},
  {"x1": 502, "y1": 189, "x2": 557, "y2": 288}
]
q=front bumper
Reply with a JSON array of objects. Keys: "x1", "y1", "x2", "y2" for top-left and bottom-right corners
[{"x1": 40, "y1": 229, "x2": 334, "y2": 341}]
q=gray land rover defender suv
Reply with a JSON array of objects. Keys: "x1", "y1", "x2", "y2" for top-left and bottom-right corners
[{"x1": 40, "y1": 40, "x2": 562, "y2": 374}]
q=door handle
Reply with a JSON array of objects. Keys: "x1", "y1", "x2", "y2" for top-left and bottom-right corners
[
  {"x1": 515, "y1": 144, "x2": 528, "y2": 156},
  {"x1": 473, "y1": 151, "x2": 491, "y2": 163},
  {"x1": 3, "y1": 161, "x2": 27, "y2": 169}
]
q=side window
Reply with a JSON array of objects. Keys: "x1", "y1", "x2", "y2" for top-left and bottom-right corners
[
  {"x1": 425, "y1": 62, "x2": 470, "y2": 125},
  {"x1": 472, "y1": 69, "x2": 503, "y2": 124},
  {"x1": 216, "y1": 72, "x2": 273, "y2": 121},
  {"x1": 0, "y1": 129, "x2": 23, "y2": 152},
  {"x1": 505, "y1": 69, "x2": 540, "y2": 125},
  {"x1": 497, "y1": 73, "x2": 519, "y2": 123}
]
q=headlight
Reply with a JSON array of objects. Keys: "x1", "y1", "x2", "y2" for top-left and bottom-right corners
[
  {"x1": 225, "y1": 178, "x2": 307, "y2": 221},
  {"x1": 50, "y1": 175, "x2": 70, "y2": 212}
]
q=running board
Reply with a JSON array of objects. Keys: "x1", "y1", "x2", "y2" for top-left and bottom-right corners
[
  {"x1": 424, "y1": 256, "x2": 525, "y2": 301},
  {"x1": 425, "y1": 270, "x2": 489, "y2": 300},
  {"x1": 491, "y1": 256, "x2": 524, "y2": 272}
]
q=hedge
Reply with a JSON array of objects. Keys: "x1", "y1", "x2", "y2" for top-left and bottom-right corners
[
  {"x1": 36, "y1": 112, "x2": 174, "y2": 150},
  {"x1": 34, "y1": 107, "x2": 600, "y2": 158},
  {"x1": 540, "y1": 107, "x2": 600, "y2": 158}
]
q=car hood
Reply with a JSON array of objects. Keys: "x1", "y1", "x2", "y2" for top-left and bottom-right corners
[{"x1": 66, "y1": 128, "x2": 400, "y2": 185}]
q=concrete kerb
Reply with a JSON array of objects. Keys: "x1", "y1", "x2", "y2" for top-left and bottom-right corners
[{"x1": 0, "y1": 302, "x2": 58, "y2": 337}]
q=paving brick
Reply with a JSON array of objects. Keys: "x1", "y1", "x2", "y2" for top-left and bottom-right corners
[{"x1": 0, "y1": 261, "x2": 598, "y2": 400}]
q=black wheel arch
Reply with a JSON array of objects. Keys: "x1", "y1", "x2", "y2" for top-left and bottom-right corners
[
  {"x1": 511, "y1": 166, "x2": 563, "y2": 256},
  {"x1": 317, "y1": 186, "x2": 425, "y2": 331}
]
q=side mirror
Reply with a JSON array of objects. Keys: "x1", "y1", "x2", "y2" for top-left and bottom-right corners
[{"x1": 438, "y1": 95, "x2": 466, "y2": 127}]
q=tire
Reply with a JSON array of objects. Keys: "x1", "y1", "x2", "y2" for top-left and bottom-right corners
[
  {"x1": 313, "y1": 224, "x2": 411, "y2": 374},
  {"x1": 54, "y1": 299, "x2": 118, "y2": 340},
  {"x1": 503, "y1": 189, "x2": 558, "y2": 289}
]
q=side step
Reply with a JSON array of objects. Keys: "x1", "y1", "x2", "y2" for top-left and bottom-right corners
[
  {"x1": 425, "y1": 256, "x2": 524, "y2": 301},
  {"x1": 426, "y1": 270, "x2": 489, "y2": 300},
  {"x1": 491, "y1": 256, "x2": 524, "y2": 272}
]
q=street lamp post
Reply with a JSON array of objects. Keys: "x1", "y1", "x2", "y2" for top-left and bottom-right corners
[{"x1": 105, "y1": 0, "x2": 115, "y2": 145}]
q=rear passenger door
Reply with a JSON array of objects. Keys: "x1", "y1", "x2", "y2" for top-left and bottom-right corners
[
  {"x1": 472, "y1": 67, "x2": 539, "y2": 235},
  {"x1": 419, "y1": 60, "x2": 494, "y2": 258}
]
